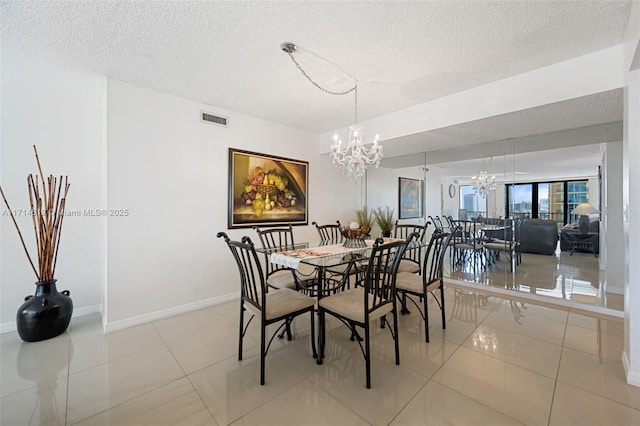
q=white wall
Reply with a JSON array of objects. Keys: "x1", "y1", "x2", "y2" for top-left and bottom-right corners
[
  {"x1": 1, "y1": 78, "x2": 361, "y2": 333},
  {"x1": 105, "y1": 80, "x2": 359, "y2": 330},
  {"x1": 1, "y1": 79, "x2": 104, "y2": 329}
]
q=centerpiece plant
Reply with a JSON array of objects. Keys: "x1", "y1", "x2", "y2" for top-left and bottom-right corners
[
  {"x1": 356, "y1": 206, "x2": 374, "y2": 233},
  {"x1": 374, "y1": 206, "x2": 396, "y2": 237}
]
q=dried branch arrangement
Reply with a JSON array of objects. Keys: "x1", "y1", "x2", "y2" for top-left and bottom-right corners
[{"x1": 0, "y1": 146, "x2": 70, "y2": 282}]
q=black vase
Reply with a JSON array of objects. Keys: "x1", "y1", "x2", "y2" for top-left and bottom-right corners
[
  {"x1": 16, "y1": 280, "x2": 73, "y2": 342},
  {"x1": 382, "y1": 231, "x2": 391, "y2": 238}
]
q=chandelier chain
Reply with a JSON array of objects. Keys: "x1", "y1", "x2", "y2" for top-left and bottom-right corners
[
  {"x1": 285, "y1": 51, "x2": 356, "y2": 96},
  {"x1": 281, "y1": 42, "x2": 381, "y2": 183}
]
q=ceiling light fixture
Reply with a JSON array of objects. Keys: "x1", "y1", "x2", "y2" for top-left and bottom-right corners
[
  {"x1": 471, "y1": 157, "x2": 496, "y2": 198},
  {"x1": 281, "y1": 42, "x2": 382, "y2": 183}
]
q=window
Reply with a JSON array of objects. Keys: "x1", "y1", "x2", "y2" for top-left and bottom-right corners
[
  {"x1": 506, "y1": 179, "x2": 589, "y2": 225},
  {"x1": 541, "y1": 182, "x2": 565, "y2": 225},
  {"x1": 567, "y1": 181, "x2": 589, "y2": 222},
  {"x1": 459, "y1": 185, "x2": 487, "y2": 218},
  {"x1": 508, "y1": 184, "x2": 533, "y2": 218}
]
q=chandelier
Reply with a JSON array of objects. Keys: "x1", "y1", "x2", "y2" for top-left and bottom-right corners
[
  {"x1": 471, "y1": 158, "x2": 496, "y2": 197},
  {"x1": 281, "y1": 42, "x2": 382, "y2": 183},
  {"x1": 329, "y1": 85, "x2": 382, "y2": 182}
]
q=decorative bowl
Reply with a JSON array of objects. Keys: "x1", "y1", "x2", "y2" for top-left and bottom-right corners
[{"x1": 341, "y1": 226, "x2": 369, "y2": 248}]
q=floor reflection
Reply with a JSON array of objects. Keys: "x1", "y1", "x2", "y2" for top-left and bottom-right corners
[{"x1": 444, "y1": 247, "x2": 621, "y2": 312}]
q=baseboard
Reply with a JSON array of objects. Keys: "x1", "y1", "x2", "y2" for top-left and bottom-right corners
[
  {"x1": 104, "y1": 291, "x2": 240, "y2": 333},
  {"x1": 2, "y1": 294, "x2": 241, "y2": 335},
  {"x1": 0, "y1": 304, "x2": 102, "y2": 335},
  {"x1": 622, "y1": 351, "x2": 640, "y2": 388}
]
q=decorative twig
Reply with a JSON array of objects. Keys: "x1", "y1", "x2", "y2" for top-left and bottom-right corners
[
  {"x1": 0, "y1": 185, "x2": 40, "y2": 280},
  {"x1": 1, "y1": 146, "x2": 70, "y2": 282},
  {"x1": 27, "y1": 175, "x2": 41, "y2": 270},
  {"x1": 51, "y1": 181, "x2": 69, "y2": 279}
]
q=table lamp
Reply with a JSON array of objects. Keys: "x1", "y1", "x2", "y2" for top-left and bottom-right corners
[{"x1": 570, "y1": 203, "x2": 599, "y2": 234}]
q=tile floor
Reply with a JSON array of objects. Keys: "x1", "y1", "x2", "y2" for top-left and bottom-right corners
[{"x1": 1, "y1": 287, "x2": 638, "y2": 426}]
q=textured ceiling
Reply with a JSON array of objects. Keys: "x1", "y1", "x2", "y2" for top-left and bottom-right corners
[
  {"x1": 0, "y1": 0, "x2": 631, "y2": 135},
  {"x1": 1, "y1": 1, "x2": 629, "y2": 133}
]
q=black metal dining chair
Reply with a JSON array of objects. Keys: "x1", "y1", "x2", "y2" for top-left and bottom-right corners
[
  {"x1": 428, "y1": 215, "x2": 445, "y2": 232},
  {"x1": 312, "y1": 220, "x2": 364, "y2": 292},
  {"x1": 393, "y1": 220, "x2": 430, "y2": 274},
  {"x1": 395, "y1": 229, "x2": 455, "y2": 342},
  {"x1": 218, "y1": 232, "x2": 317, "y2": 385},
  {"x1": 254, "y1": 224, "x2": 298, "y2": 290},
  {"x1": 317, "y1": 234, "x2": 415, "y2": 388},
  {"x1": 312, "y1": 220, "x2": 343, "y2": 243},
  {"x1": 452, "y1": 220, "x2": 486, "y2": 271}
]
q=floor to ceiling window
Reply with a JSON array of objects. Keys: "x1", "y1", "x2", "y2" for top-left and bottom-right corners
[
  {"x1": 508, "y1": 184, "x2": 533, "y2": 218},
  {"x1": 506, "y1": 179, "x2": 589, "y2": 225}
]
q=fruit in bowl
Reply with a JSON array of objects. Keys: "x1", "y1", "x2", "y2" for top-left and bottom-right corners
[{"x1": 341, "y1": 225, "x2": 369, "y2": 240}]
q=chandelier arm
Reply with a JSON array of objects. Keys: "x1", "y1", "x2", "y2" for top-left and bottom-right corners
[{"x1": 286, "y1": 52, "x2": 356, "y2": 96}]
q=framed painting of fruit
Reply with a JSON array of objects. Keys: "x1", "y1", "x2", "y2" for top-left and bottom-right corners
[{"x1": 228, "y1": 148, "x2": 308, "y2": 228}]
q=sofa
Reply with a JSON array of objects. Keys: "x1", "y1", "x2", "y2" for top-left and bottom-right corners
[
  {"x1": 476, "y1": 217, "x2": 559, "y2": 255},
  {"x1": 518, "y1": 219, "x2": 559, "y2": 255}
]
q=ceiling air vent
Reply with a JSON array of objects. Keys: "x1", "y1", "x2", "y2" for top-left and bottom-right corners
[{"x1": 200, "y1": 111, "x2": 228, "y2": 127}]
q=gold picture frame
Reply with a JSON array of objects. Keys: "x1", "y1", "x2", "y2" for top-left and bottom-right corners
[{"x1": 228, "y1": 148, "x2": 308, "y2": 228}]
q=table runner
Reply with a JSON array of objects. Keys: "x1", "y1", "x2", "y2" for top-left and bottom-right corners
[{"x1": 270, "y1": 238, "x2": 403, "y2": 269}]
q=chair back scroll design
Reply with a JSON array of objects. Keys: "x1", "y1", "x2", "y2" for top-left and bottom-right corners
[
  {"x1": 312, "y1": 220, "x2": 343, "y2": 243},
  {"x1": 428, "y1": 215, "x2": 444, "y2": 232},
  {"x1": 423, "y1": 229, "x2": 456, "y2": 286},
  {"x1": 394, "y1": 220, "x2": 430, "y2": 274},
  {"x1": 254, "y1": 224, "x2": 298, "y2": 290}
]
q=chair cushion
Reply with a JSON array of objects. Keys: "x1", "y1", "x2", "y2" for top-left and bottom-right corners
[
  {"x1": 395, "y1": 272, "x2": 440, "y2": 294},
  {"x1": 455, "y1": 243, "x2": 484, "y2": 251},
  {"x1": 397, "y1": 259, "x2": 420, "y2": 274},
  {"x1": 484, "y1": 241, "x2": 513, "y2": 251},
  {"x1": 245, "y1": 288, "x2": 315, "y2": 321},
  {"x1": 325, "y1": 262, "x2": 352, "y2": 276},
  {"x1": 266, "y1": 269, "x2": 297, "y2": 289},
  {"x1": 318, "y1": 287, "x2": 392, "y2": 324}
]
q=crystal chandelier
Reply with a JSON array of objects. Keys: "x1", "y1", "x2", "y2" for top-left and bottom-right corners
[
  {"x1": 471, "y1": 158, "x2": 496, "y2": 197},
  {"x1": 329, "y1": 86, "x2": 382, "y2": 182},
  {"x1": 281, "y1": 42, "x2": 382, "y2": 182}
]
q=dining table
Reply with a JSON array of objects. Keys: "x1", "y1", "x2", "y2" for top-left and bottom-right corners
[
  {"x1": 257, "y1": 237, "x2": 425, "y2": 359},
  {"x1": 263, "y1": 238, "x2": 407, "y2": 298}
]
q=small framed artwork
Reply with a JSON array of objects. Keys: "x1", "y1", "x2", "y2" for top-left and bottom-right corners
[
  {"x1": 398, "y1": 177, "x2": 423, "y2": 219},
  {"x1": 228, "y1": 148, "x2": 308, "y2": 228}
]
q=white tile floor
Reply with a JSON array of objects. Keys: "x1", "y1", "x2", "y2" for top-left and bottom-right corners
[{"x1": 2, "y1": 287, "x2": 638, "y2": 426}]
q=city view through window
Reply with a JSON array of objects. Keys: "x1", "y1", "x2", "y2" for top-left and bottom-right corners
[
  {"x1": 507, "y1": 180, "x2": 589, "y2": 225},
  {"x1": 459, "y1": 185, "x2": 487, "y2": 219}
]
